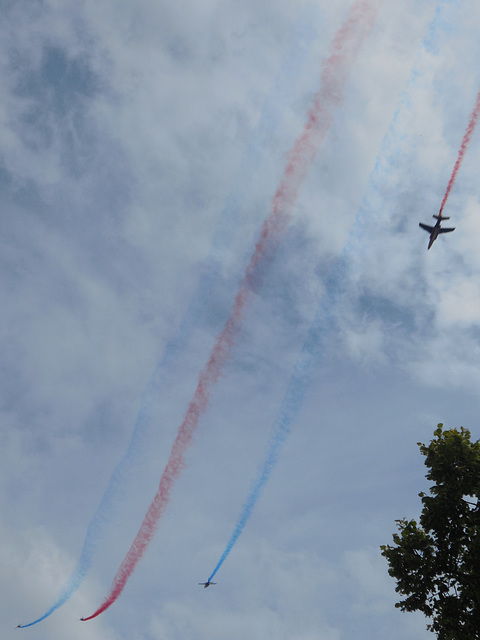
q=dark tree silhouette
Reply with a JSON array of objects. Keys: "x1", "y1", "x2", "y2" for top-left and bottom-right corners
[{"x1": 381, "y1": 424, "x2": 480, "y2": 639}]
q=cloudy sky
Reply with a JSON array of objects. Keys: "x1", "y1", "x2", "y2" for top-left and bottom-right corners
[{"x1": 2, "y1": 1, "x2": 480, "y2": 638}]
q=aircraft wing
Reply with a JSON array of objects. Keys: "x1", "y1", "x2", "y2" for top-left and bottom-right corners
[
  {"x1": 438, "y1": 227, "x2": 455, "y2": 233},
  {"x1": 419, "y1": 223, "x2": 434, "y2": 232}
]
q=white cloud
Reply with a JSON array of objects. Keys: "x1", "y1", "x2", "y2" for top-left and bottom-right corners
[
  {"x1": 0, "y1": 523, "x2": 118, "y2": 640},
  {"x1": 2, "y1": 1, "x2": 480, "y2": 639},
  {"x1": 437, "y1": 278, "x2": 480, "y2": 327}
]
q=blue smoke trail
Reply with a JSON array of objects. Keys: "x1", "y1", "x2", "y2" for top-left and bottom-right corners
[
  {"x1": 346, "y1": 0, "x2": 461, "y2": 263},
  {"x1": 206, "y1": 0, "x2": 461, "y2": 583},
  {"x1": 18, "y1": 7, "x2": 322, "y2": 628},
  {"x1": 207, "y1": 301, "x2": 327, "y2": 583}
]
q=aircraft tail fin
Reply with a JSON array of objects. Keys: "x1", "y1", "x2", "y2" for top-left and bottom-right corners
[{"x1": 433, "y1": 214, "x2": 450, "y2": 220}]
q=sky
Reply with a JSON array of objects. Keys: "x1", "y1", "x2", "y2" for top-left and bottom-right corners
[{"x1": 2, "y1": 0, "x2": 480, "y2": 638}]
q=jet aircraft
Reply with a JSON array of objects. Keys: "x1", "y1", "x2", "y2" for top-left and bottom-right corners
[
  {"x1": 198, "y1": 581, "x2": 216, "y2": 588},
  {"x1": 419, "y1": 212, "x2": 455, "y2": 249}
]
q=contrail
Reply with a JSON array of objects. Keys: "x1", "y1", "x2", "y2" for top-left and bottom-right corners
[
  {"x1": 81, "y1": 0, "x2": 384, "y2": 621},
  {"x1": 206, "y1": 0, "x2": 463, "y2": 583},
  {"x1": 439, "y1": 86, "x2": 480, "y2": 215},
  {"x1": 17, "y1": 9, "x2": 321, "y2": 629}
]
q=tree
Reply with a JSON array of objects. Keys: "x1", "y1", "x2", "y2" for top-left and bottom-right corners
[{"x1": 381, "y1": 424, "x2": 480, "y2": 639}]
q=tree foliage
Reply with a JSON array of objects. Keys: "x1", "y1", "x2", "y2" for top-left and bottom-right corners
[{"x1": 381, "y1": 424, "x2": 480, "y2": 639}]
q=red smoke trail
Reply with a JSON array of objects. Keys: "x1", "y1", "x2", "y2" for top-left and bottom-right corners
[
  {"x1": 439, "y1": 86, "x2": 480, "y2": 215},
  {"x1": 82, "y1": 0, "x2": 384, "y2": 621}
]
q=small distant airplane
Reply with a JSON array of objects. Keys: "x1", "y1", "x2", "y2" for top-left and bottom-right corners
[
  {"x1": 198, "y1": 581, "x2": 216, "y2": 588},
  {"x1": 419, "y1": 211, "x2": 455, "y2": 249}
]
